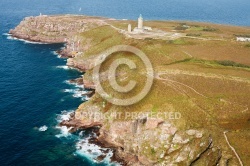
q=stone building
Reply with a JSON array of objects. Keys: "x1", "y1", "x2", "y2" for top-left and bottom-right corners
[{"x1": 128, "y1": 24, "x2": 132, "y2": 33}]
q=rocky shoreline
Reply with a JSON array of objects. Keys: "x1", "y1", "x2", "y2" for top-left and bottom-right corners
[
  {"x1": 9, "y1": 15, "x2": 245, "y2": 166},
  {"x1": 9, "y1": 15, "x2": 126, "y2": 165},
  {"x1": 59, "y1": 112, "x2": 125, "y2": 165}
]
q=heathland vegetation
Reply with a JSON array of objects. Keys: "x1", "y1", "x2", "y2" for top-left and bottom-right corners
[{"x1": 73, "y1": 20, "x2": 250, "y2": 164}]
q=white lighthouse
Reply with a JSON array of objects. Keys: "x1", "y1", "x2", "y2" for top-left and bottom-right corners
[{"x1": 138, "y1": 14, "x2": 143, "y2": 29}]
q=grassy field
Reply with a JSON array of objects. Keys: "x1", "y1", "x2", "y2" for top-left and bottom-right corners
[{"x1": 73, "y1": 20, "x2": 250, "y2": 164}]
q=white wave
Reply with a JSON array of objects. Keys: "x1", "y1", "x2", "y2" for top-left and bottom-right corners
[
  {"x1": 64, "y1": 80, "x2": 71, "y2": 84},
  {"x1": 75, "y1": 84, "x2": 84, "y2": 88},
  {"x1": 63, "y1": 80, "x2": 84, "y2": 88},
  {"x1": 75, "y1": 136, "x2": 116, "y2": 164},
  {"x1": 55, "y1": 126, "x2": 73, "y2": 138},
  {"x1": 79, "y1": 131, "x2": 84, "y2": 137},
  {"x1": 56, "y1": 65, "x2": 80, "y2": 71},
  {"x1": 6, "y1": 35, "x2": 49, "y2": 44},
  {"x1": 73, "y1": 90, "x2": 88, "y2": 98},
  {"x1": 63, "y1": 88, "x2": 89, "y2": 100},
  {"x1": 2, "y1": 33, "x2": 10, "y2": 36},
  {"x1": 56, "y1": 65, "x2": 70, "y2": 70},
  {"x1": 81, "y1": 95, "x2": 90, "y2": 101},
  {"x1": 38, "y1": 125, "x2": 48, "y2": 131},
  {"x1": 63, "y1": 88, "x2": 80, "y2": 93},
  {"x1": 7, "y1": 35, "x2": 14, "y2": 40},
  {"x1": 73, "y1": 93, "x2": 82, "y2": 98},
  {"x1": 52, "y1": 51, "x2": 58, "y2": 55},
  {"x1": 55, "y1": 110, "x2": 74, "y2": 138},
  {"x1": 64, "y1": 80, "x2": 80, "y2": 87},
  {"x1": 51, "y1": 51, "x2": 57, "y2": 55},
  {"x1": 55, "y1": 111, "x2": 118, "y2": 165},
  {"x1": 51, "y1": 51, "x2": 62, "y2": 58},
  {"x1": 56, "y1": 110, "x2": 74, "y2": 122}
]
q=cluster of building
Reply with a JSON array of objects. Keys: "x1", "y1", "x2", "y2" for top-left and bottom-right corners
[{"x1": 128, "y1": 14, "x2": 152, "y2": 33}]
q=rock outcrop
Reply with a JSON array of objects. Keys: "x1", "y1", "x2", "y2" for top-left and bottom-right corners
[
  {"x1": 10, "y1": 15, "x2": 106, "y2": 43},
  {"x1": 72, "y1": 101, "x2": 222, "y2": 165}
]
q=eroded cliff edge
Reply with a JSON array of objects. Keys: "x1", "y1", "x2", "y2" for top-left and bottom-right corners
[{"x1": 10, "y1": 15, "x2": 250, "y2": 165}]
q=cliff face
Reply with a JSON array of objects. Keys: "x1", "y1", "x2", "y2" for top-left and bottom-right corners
[
  {"x1": 71, "y1": 101, "x2": 223, "y2": 166},
  {"x1": 99, "y1": 122, "x2": 219, "y2": 165},
  {"x1": 10, "y1": 15, "x2": 250, "y2": 166}
]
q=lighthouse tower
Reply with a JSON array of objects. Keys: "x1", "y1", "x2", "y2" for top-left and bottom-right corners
[{"x1": 138, "y1": 14, "x2": 143, "y2": 29}]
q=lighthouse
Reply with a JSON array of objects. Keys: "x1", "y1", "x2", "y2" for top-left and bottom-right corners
[
  {"x1": 138, "y1": 14, "x2": 143, "y2": 29},
  {"x1": 127, "y1": 14, "x2": 151, "y2": 33}
]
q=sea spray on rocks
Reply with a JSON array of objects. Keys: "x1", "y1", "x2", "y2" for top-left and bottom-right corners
[{"x1": 56, "y1": 110, "x2": 120, "y2": 165}]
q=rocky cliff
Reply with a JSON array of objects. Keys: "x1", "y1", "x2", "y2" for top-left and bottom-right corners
[{"x1": 71, "y1": 101, "x2": 222, "y2": 165}]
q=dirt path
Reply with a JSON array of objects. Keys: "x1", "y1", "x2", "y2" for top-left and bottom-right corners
[
  {"x1": 223, "y1": 131, "x2": 244, "y2": 166},
  {"x1": 155, "y1": 71, "x2": 208, "y2": 98}
]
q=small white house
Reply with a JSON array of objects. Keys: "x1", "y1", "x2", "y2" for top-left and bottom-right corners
[{"x1": 236, "y1": 37, "x2": 250, "y2": 42}]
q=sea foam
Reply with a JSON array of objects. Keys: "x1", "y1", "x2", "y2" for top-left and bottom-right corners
[
  {"x1": 55, "y1": 111, "x2": 118, "y2": 164},
  {"x1": 75, "y1": 133, "x2": 118, "y2": 165},
  {"x1": 55, "y1": 110, "x2": 74, "y2": 138},
  {"x1": 38, "y1": 125, "x2": 48, "y2": 131},
  {"x1": 56, "y1": 65, "x2": 70, "y2": 70},
  {"x1": 52, "y1": 51, "x2": 61, "y2": 58},
  {"x1": 56, "y1": 110, "x2": 73, "y2": 122},
  {"x1": 5, "y1": 34, "x2": 49, "y2": 44},
  {"x1": 55, "y1": 126, "x2": 73, "y2": 138},
  {"x1": 2, "y1": 33, "x2": 10, "y2": 36}
]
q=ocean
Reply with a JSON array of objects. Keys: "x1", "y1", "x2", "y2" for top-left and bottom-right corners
[{"x1": 0, "y1": 0, "x2": 249, "y2": 165}]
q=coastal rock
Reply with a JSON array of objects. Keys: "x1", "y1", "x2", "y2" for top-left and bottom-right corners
[
  {"x1": 93, "y1": 117, "x2": 221, "y2": 165},
  {"x1": 66, "y1": 58, "x2": 96, "y2": 72},
  {"x1": 144, "y1": 118, "x2": 164, "y2": 130},
  {"x1": 83, "y1": 78, "x2": 96, "y2": 89},
  {"x1": 68, "y1": 77, "x2": 83, "y2": 85},
  {"x1": 60, "y1": 119, "x2": 102, "y2": 130},
  {"x1": 96, "y1": 154, "x2": 106, "y2": 162},
  {"x1": 60, "y1": 101, "x2": 223, "y2": 165}
]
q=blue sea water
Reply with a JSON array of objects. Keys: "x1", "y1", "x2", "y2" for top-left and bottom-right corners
[{"x1": 0, "y1": 0, "x2": 249, "y2": 165}]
